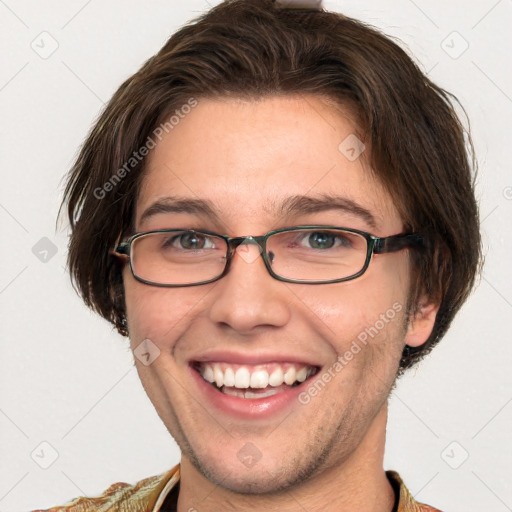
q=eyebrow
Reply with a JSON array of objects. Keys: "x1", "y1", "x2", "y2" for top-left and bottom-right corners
[
  {"x1": 138, "y1": 197, "x2": 221, "y2": 226},
  {"x1": 138, "y1": 194, "x2": 378, "y2": 230},
  {"x1": 277, "y1": 194, "x2": 378, "y2": 229}
]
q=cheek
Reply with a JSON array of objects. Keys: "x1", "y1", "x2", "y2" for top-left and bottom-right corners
[
  {"x1": 299, "y1": 284, "x2": 407, "y2": 332},
  {"x1": 123, "y1": 273, "x2": 208, "y2": 346},
  {"x1": 292, "y1": 256, "x2": 410, "y2": 351}
]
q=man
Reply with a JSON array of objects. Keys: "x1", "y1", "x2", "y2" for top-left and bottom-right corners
[{"x1": 38, "y1": 0, "x2": 481, "y2": 510}]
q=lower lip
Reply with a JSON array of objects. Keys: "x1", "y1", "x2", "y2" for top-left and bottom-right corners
[{"x1": 189, "y1": 364, "x2": 315, "y2": 420}]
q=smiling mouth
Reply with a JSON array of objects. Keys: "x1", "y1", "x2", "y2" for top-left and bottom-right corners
[{"x1": 191, "y1": 361, "x2": 320, "y2": 399}]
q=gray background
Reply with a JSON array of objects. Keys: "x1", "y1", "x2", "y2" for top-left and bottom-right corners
[{"x1": 0, "y1": 0, "x2": 510, "y2": 510}]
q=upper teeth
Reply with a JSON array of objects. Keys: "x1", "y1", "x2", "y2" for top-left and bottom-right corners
[{"x1": 197, "y1": 362, "x2": 316, "y2": 389}]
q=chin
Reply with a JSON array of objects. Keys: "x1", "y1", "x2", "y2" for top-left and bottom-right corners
[
  {"x1": 202, "y1": 462, "x2": 298, "y2": 495},
  {"x1": 184, "y1": 441, "x2": 327, "y2": 496}
]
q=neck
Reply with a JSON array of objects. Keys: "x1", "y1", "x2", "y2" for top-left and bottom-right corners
[{"x1": 177, "y1": 401, "x2": 395, "y2": 512}]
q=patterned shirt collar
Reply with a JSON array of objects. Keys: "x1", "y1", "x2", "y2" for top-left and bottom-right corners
[{"x1": 152, "y1": 465, "x2": 442, "y2": 512}]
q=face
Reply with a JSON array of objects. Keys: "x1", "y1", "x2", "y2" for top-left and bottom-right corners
[{"x1": 123, "y1": 95, "x2": 434, "y2": 494}]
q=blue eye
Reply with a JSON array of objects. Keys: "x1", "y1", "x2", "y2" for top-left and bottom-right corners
[
  {"x1": 307, "y1": 232, "x2": 335, "y2": 249},
  {"x1": 301, "y1": 231, "x2": 351, "y2": 250},
  {"x1": 161, "y1": 232, "x2": 214, "y2": 250}
]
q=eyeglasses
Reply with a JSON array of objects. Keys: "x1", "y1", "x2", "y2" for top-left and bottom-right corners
[{"x1": 113, "y1": 226, "x2": 424, "y2": 287}]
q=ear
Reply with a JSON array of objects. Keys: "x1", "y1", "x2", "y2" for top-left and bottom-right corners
[{"x1": 404, "y1": 297, "x2": 440, "y2": 348}]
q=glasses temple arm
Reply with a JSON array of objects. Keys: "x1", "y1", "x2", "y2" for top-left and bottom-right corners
[
  {"x1": 111, "y1": 242, "x2": 130, "y2": 256},
  {"x1": 374, "y1": 234, "x2": 424, "y2": 254}
]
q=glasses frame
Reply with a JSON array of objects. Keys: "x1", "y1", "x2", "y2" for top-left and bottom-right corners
[{"x1": 113, "y1": 225, "x2": 424, "y2": 287}]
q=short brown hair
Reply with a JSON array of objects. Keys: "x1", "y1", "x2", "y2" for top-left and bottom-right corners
[{"x1": 60, "y1": 0, "x2": 481, "y2": 373}]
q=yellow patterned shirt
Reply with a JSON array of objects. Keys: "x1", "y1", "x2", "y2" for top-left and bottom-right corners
[{"x1": 33, "y1": 464, "x2": 442, "y2": 511}]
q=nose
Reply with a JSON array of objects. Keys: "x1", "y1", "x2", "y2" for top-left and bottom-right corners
[{"x1": 207, "y1": 242, "x2": 292, "y2": 334}]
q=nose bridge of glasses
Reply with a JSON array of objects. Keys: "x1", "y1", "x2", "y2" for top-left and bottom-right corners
[
  {"x1": 228, "y1": 236, "x2": 266, "y2": 265},
  {"x1": 227, "y1": 235, "x2": 264, "y2": 248}
]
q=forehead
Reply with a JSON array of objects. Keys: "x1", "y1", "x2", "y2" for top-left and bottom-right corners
[{"x1": 136, "y1": 95, "x2": 401, "y2": 233}]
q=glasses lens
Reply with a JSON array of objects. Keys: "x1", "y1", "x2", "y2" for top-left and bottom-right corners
[
  {"x1": 131, "y1": 231, "x2": 228, "y2": 285},
  {"x1": 267, "y1": 228, "x2": 368, "y2": 281}
]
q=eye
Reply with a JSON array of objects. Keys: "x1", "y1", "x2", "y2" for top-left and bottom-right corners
[
  {"x1": 306, "y1": 231, "x2": 335, "y2": 249},
  {"x1": 163, "y1": 232, "x2": 215, "y2": 250},
  {"x1": 301, "y1": 231, "x2": 350, "y2": 250}
]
